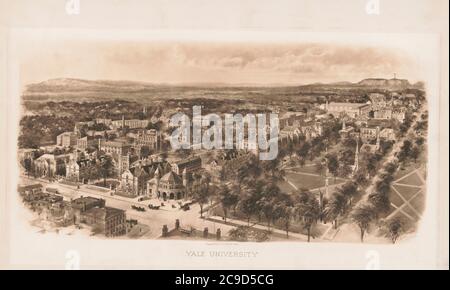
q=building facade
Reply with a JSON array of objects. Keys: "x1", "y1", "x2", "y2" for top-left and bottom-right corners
[
  {"x1": 326, "y1": 102, "x2": 371, "y2": 118},
  {"x1": 56, "y1": 132, "x2": 78, "y2": 147},
  {"x1": 99, "y1": 140, "x2": 131, "y2": 156},
  {"x1": 171, "y1": 157, "x2": 202, "y2": 175}
]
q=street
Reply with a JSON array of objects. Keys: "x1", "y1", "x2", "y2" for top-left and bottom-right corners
[{"x1": 20, "y1": 176, "x2": 236, "y2": 239}]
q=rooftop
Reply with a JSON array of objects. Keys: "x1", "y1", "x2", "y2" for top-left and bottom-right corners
[
  {"x1": 160, "y1": 171, "x2": 183, "y2": 185},
  {"x1": 328, "y1": 102, "x2": 369, "y2": 108},
  {"x1": 83, "y1": 206, "x2": 125, "y2": 220}
]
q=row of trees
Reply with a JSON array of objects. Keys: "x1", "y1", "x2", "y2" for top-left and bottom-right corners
[
  {"x1": 218, "y1": 180, "x2": 321, "y2": 242},
  {"x1": 19, "y1": 115, "x2": 75, "y2": 149},
  {"x1": 397, "y1": 139, "x2": 422, "y2": 164},
  {"x1": 279, "y1": 119, "x2": 341, "y2": 168},
  {"x1": 323, "y1": 181, "x2": 359, "y2": 229},
  {"x1": 349, "y1": 160, "x2": 399, "y2": 243},
  {"x1": 191, "y1": 150, "x2": 325, "y2": 241}
]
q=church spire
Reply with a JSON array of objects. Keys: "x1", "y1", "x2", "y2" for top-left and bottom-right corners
[
  {"x1": 375, "y1": 126, "x2": 380, "y2": 151},
  {"x1": 353, "y1": 138, "x2": 359, "y2": 175}
]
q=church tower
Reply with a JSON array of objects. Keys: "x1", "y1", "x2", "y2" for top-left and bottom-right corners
[
  {"x1": 182, "y1": 168, "x2": 188, "y2": 188},
  {"x1": 352, "y1": 138, "x2": 359, "y2": 175},
  {"x1": 118, "y1": 154, "x2": 129, "y2": 175},
  {"x1": 154, "y1": 167, "x2": 160, "y2": 190},
  {"x1": 375, "y1": 126, "x2": 381, "y2": 151}
]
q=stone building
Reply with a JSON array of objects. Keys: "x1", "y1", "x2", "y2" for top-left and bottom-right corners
[
  {"x1": 80, "y1": 206, "x2": 126, "y2": 237},
  {"x1": 118, "y1": 159, "x2": 172, "y2": 197},
  {"x1": 134, "y1": 129, "x2": 160, "y2": 150},
  {"x1": 76, "y1": 136, "x2": 96, "y2": 151},
  {"x1": 326, "y1": 102, "x2": 371, "y2": 118},
  {"x1": 147, "y1": 168, "x2": 189, "y2": 200},
  {"x1": 171, "y1": 157, "x2": 202, "y2": 175},
  {"x1": 98, "y1": 140, "x2": 131, "y2": 156},
  {"x1": 33, "y1": 154, "x2": 70, "y2": 178},
  {"x1": 56, "y1": 132, "x2": 78, "y2": 147}
]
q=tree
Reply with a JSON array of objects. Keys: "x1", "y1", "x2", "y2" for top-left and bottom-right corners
[
  {"x1": 323, "y1": 193, "x2": 347, "y2": 229},
  {"x1": 262, "y1": 159, "x2": 279, "y2": 178},
  {"x1": 219, "y1": 185, "x2": 238, "y2": 223},
  {"x1": 257, "y1": 196, "x2": 275, "y2": 230},
  {"x1": 354, "y1": 169, "x2": 368, "y2": 186},
  {"x1": 297, "y1": 142, "x2": 311, "y2": 165},
  {"x1": 192, "y1": 176, "x2": 210, "y2": 218},
  {"x1": 384, "y1": 161, "x2": 398, "y2": 175},
  {"x1": 397, "y1": 140, "x2": 412, "y2": 162},
  {"x1": 325, "y1": 153, "x2": 339, "y2": 181},
  {"x1": 337, "y1": 182, "x2": 359, "y2": 207},
  {"x1": 410, "y1": 146, "x2": 421, "y2": 163},
  {"x1": 23, "y1": 158, "x2": 33, "y2": 177},
  {"x1": 99, "y1": 155, "x2": 114, "y2": 186},
  {"x1": 275, "y1": 202, "x2": 294, "y2": 238},
  {"x1": 315, "y1": 161, "x2": 325, "y2": 176},
  {"x1": 294, "y1": 190, "x2": 321, "y2": 242},
  {"x1": 338, "y1": 164, "x2": 352, "y2": 178},
  {"x1": 351, "y1": 203, "x2": 374, "y2": 243},
  {"x1": 415, "y1": 137, "x2": 425, "y2": 146},
  {"x1": 368, "y1": 192, "x2": 390, "y2": 220},
  {"x1": 386, "y1": 217, "x2": 404, "y2": 244},
  {"x1": 236, "y1": 183, "x2": 261, "y2": 226}
]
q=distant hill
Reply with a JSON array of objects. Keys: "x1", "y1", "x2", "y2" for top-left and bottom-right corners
[
  {"x1": 357, "y1": 78, "x2": 412, "y2": 88},
  {"x1": 22, "y1": 77, "x2": 424, "y2": 102}
]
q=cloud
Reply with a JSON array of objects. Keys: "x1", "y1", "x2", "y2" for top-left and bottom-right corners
[{"x1": 21, "y1": 40, "x2": 417, "y2": 85}]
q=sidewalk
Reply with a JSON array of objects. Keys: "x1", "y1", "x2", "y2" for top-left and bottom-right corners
[{"x1": 206, "y1": 215, "x2": 310, "y2": 241}]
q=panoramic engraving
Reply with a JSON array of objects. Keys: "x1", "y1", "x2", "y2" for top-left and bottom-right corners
[{"x1": 17, "y1": 41, "x2": 428, "y2": 243}]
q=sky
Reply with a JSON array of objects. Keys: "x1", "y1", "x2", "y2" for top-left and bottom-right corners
[{"x1": 18, "y1": 39, "x2": 422, "y2": 87}]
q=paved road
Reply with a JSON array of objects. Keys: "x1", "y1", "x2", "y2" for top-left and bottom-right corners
[
  {"x1": 20, "y1": 176, "x2": 236, "y2": 239},
  {"x1": 360, "y1": 105, "x2": 427, "y2": 203}
]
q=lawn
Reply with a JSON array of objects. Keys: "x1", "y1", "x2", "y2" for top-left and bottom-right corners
[
  {"x1": 93, "y1": 179, "x2": 120, "y2": 189},
  {"x1": 392, "y1": 185, "x2": 422, "y2": 202},
  {"x1": 277, "y1": 180, "x2": 295, "y2": 193},
  {"x1": 286, "y1": 164, "x2": 321, "y2": 175},
  {"x1": 409, "y1": 192, "x2": 426, "y2": 214},
  {"x1": 394, "y1": 162, "x2": 422, "y2": 180},
  {"x1": 389, "y1": 189, "x2": 404, "y2": 208},
  {"x1": 286, "y1": 171, "x2": 346, "y2": 191},
  {"x1": 397, "y1": 171, "x2": 425, "y2": 186},
  {"x1": 400, "y1": 204, "x2": 420, "y2": 220}
]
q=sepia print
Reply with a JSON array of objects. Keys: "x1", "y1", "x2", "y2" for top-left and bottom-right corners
[{"x1": 16, "y1": 39, "x2": 429, "y2": 245}]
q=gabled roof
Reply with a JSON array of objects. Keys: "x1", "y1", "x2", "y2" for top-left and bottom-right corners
[
  {"x1": 160, "y1": 171, "x2": 183, "y2": 185},
  {"x1": 133, "y1": 166, "x2": 149, "y2": 178}
]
